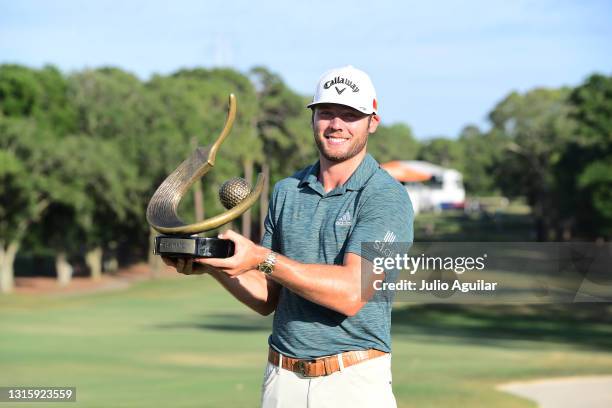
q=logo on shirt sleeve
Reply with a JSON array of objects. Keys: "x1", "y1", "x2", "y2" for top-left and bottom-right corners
[
  {"x1": 374, "y1": 230, "x2": 398, "y2": 257},
  {"x1": 335, "y1": 211, "x2": 352, "y2": 226},
  {"x1": 383, "y1": 230, "x2": 396, "y2": 243}
]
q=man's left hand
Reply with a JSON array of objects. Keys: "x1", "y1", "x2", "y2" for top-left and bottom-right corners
[{"x1": 195, "y1": 230, "x2": 266, "y2": 276}]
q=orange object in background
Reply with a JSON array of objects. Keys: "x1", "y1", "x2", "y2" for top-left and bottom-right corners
[{"x1": 381, "y1": 161, "x2": 431, "y2": 182}]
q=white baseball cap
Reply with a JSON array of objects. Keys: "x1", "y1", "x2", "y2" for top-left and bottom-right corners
[{"x1": 307, "y1": 65, "x2": 378, "y2": 114}]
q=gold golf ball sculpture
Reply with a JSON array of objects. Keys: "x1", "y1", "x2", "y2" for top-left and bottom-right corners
[{"x1": 219, "y1": 178, "x2": 253, "y2": 210}]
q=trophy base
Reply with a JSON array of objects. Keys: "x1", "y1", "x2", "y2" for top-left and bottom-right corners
[{"x1": 154, "y1": 235, "x2": 235, "y2": 258}]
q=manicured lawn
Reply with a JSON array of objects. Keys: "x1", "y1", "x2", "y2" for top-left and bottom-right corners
[
  {"x1": 3, "y1": 207, "x2": 610, "y2": 407},
  {"x1": 2, "y1": 276, "x2": 612, "y2": 407},
  {"x1": 414, "y1": 208, "x2": 534, "y2": 242}
]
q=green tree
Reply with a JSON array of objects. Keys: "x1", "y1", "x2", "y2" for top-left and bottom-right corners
[
  {"x1": 457, "y1": 125, "x2": 505, "y2": 195},
  {"x1": 249, "y1": 67, "x2": 316, "y2": 238},
  {"x1": 0, "y1": 64, "x2": 43, "y2": 117},
  {"x1": 417, "y1": 137, "x2": 464, "y2": 170},
  {"x1": 250, "y1": 66, "x2": 315, "y2": 182},
  {"x1": 368, "y1": 123, "x2": 419, "y2": 164},
  {"x1": 489, "y1": 88, "x2": 574, "y2": 241},
  {"x1": 557, "y1": 73, "x2": 612, "y2": 238},
  {"x1": 0, "y1": 118, "x2": 69, "y2": 292},
  {"x1": 0, "y1": 64, "x2": 79, "y2": 292},
  {"x1": 0, "y1": 119, "x2": 44, "y2": 292},
  {"x1": 67, "y1": 68, "x2": 154, "y2": 276},
  {"x1": 0, "y1": 64, "x2": 76, "y2": 133}
]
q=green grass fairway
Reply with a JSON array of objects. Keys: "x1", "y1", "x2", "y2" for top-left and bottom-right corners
[
  {"x1": 414, "y1": 209, "x2": 535, "y2": 242},
  {"x1": 2, "y1": 276, "x2": 612, "y2": 407}
]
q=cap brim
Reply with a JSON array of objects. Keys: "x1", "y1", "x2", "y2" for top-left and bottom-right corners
[{"x1": 306, "y1": 101, "x2": 376, "y2": 115}]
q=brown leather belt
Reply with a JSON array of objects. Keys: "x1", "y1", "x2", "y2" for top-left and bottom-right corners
[{"x1": 268, "y1": 348, "x2": 387, "y2": 378}]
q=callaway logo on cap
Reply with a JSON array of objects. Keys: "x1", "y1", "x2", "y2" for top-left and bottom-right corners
[{"x1": 307, "y1": 65, "x2": 378, "y2": 114}]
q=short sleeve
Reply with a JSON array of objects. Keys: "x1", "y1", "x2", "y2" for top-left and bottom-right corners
[
  {"x1": 345, "y1": 185, "x2": 414, "y2": 263},
  {"x1": 260, "y1": 183, "x2": 278, "y2": 250}
]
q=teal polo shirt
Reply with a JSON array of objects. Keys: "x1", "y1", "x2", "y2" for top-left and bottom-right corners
[{"x1": 261, "y1": 153, "x2": 414, "y2": 359}]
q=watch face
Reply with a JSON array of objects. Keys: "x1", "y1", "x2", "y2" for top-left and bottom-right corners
[{"x1": 260, "y1": 264, "x2": 273, "y2": 275}]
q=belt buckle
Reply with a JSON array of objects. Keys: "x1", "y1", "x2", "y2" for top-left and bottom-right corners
[{"x1": 295, "y1": 360, "x2": 312, "y2": 377}]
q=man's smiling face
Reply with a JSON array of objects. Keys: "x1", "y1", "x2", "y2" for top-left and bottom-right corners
[{"x1": 312, "y1": 103, "x2": 380, "y2": 163}]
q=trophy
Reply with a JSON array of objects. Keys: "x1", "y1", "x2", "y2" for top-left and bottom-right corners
[{"x1": 146, "y1": 94, "x2": 264, "y2": 258}]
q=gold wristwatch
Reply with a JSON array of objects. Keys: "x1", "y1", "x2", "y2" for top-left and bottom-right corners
[{"x1": 257, "y1": 252, "x2": 277, "y2": 275}]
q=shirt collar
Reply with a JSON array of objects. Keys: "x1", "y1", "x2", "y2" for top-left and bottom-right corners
[
  {"x1": 298, "y1": 160, "x2": 320, "y2": 189},
  {"x1": 298, "y1": 154, "x2": 379, "y2": 195}
]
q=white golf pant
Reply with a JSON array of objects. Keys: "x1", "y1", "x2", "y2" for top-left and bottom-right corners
[{"x1": 261, "y1": 353, "x2": 397, "y2": 408}]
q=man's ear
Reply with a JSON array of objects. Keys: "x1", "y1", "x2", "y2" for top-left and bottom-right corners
[{"x1": 368, "y1": 114, "x2": 380, "y2": 134}]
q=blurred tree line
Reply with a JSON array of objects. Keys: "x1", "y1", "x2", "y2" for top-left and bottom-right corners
[
  {"x1": 0, "y1": 64, "x2": 610, "y2": 292},
  {"x1": 417, "y1": 77, "x2": 611, "y2": 242}
]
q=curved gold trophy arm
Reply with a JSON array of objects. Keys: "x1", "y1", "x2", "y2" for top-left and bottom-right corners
[{"x1": 146, "y1": 94, "x2": 265, "y2": 235}]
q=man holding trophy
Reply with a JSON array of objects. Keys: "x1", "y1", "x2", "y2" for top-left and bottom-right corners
[{"x1": 156, "y1": 66, "x2": 413, "y2": 408}]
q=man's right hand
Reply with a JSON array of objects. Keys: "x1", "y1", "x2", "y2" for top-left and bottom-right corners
[{"x1": 162, "y1": 257, "x2": 214, "y2": 275}]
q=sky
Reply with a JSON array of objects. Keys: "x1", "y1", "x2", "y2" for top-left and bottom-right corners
[{"x1": 1, "y1": 0, "x2": 611, "y2": 139}]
